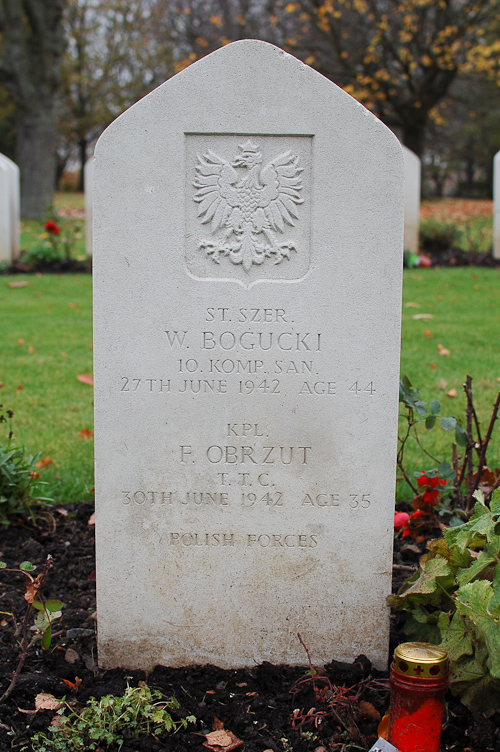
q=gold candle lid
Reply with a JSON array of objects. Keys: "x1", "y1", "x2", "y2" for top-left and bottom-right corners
[{"x1": 393, "y1": 642, "x2": 448, "y2": 678}]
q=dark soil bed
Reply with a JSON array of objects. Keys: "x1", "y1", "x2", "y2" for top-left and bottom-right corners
[{"x1": 0, "y1": 504, "x2": 498, "y2": 751}]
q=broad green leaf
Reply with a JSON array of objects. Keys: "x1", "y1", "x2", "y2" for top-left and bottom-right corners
[
  {"x1": 45, "y1": 599, "x2": 63, "y2": 613},
  {"x1": 0, "y1": 561, "x2": 6, "y2": 569},
  {"x1": 425, "y1": 414, "x2": 436, "y2": 429},
  {"x1": 31, "y1": 601, "x2": 45, "y2": 611},
  {"x1": 455, "y1": 581, "x2": 500, "y2": 679},
  {"x1": 399, "y1": 556, "x2": 452, "y2": 598},
  {"x1": 439, "y1": 612, "x2": 474, "y2": 662},
  {"x1": 454, "y1": 673, "x2": 500, "y2": 717},
  {"x1": 455, "y1": 425, "x2": 468, "y2": 447},
  {"x1": 441, "y1": 416, "x2": 457, "y2": 431},
  {"x1": 429, "y1": 400, "x2": 441, "y2": 415},
  {"x1": 457, "y1": 548, "x2": 497, "y2": 586},
  {"x1": 19, "y1": 561, "x2": 35, "y2": 572},
  {"x1": 490, "y1": 490, "x2": 500, "y2": 515},
  {"x1": 42, "y1": 625, "x2": 52, "y2": 650}
]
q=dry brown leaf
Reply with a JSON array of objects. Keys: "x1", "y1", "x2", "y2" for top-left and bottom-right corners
[
  {"x1": 358, "y1": 700, "x2": 380, "y2": 722},
  {"x1": 212, "y1": 717, "x2": 224, "y2": 730},
  {"x1": 88, "y1": 512, "x2": 96, "y2": 525},
  {"x1": 429, "y1": 364, "x2": 437, "y2": 369},
  {"x1": 405, "y1": 302, "x2": 419, "y2": 308},
  {"x1": 16, "y1": 384, "x2": 23, "y2": 390},
  {"x1": 439, "y1": 348, "x2": 450, "y2": 356},
  {"x1": 24, "y1": 583, "x2": 37, "y2": 604},
  {"x1": 36, "y1": 458, "x2": 53, "y2": 469},
  {"x1": 77, "y1": 374, "x2": 93, "y2": 386},
  {"x1": 17, "y1": 338, "x2": 25, "y2": 345},
  {"x1": 447, "y1": 389, "x2": 458, "y2": 398},
  {"x1": 8, "y1": 281, "x2": 28, "y2": 288},
  {"x1": 412, "y1": 313, "x2": 433, "y2": 320},
  {"x1": 424, "y1": 330, "x2": 432, "y2": 338},
  {"x1": 50, "y1": 715, "x2": 63, "y2": 728},
  {"x1": 203, "y1": 729, "x2": 244, "y2": 752},
  {"x1": 35, "y1": 693, "x2": 63, "y2": 711},
  {"x1": 28, "y1": 345, "x2": 35, "y2": 354},
  {"x1": 78, "y1": 429, "x2": 93, "y2": 440}
]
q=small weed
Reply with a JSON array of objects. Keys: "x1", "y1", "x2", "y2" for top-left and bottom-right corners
[
  {"x1": 29, "y1": 683, "x2": 196, "y2": 751},
  {"x1": 0, "y1": 556, "x2": 63, "y2": 702},
  {"x1": 0, "y1": 405, "x2": 52, "y2": 524}
]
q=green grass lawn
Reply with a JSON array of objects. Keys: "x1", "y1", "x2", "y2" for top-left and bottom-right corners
[
  {"x1": 0, "y1": 266, "x2": 499, "y2": 504},
  {"x1": 0, "y1": 274, "x2": 93, "y2": 502}
]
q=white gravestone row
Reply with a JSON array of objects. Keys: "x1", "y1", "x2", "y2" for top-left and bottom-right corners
[
  {"x1": 93, "y1": 41, "x2": 404, "y2": 671},
  {"x1": 0, "y1": 154, "x2": 20, "y2": 262},
  {"x1": 494, "y1": 151, "x2": 500, "y2": 261},
  {"x1": 402, "y1": 146, "x2": 421, "y2": 255}
]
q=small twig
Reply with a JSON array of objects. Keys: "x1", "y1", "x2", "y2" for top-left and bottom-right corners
[
  {"x1": 473, "y1": 391, "x2": 500, "y2": 496},
  {"x1": 297, "y1": 632, "x2": 317, "y2": 695},
  {"x1": 463, "y1": 378, "x2": 483, "y2": 449}
]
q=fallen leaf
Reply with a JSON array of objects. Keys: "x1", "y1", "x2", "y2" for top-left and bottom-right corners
[
  {"x1": 78, "y1": 429, "x2": 93, "y2": 440},
  {"x1": 56, "y1": 508, "x2": 69, "y2": 516},
  {"x1": 439, "y1": 348, "x2": 450, "y2": 356},
  {"x1": 405, "y1": 302, "x2": 420, "y2": 308},
  {"x1": 29, "y1": 472, "x2": 40, "y2": 479},
  {"x1": 412, "y1": 313, "x2": 433, "y2": 320},
  {"x1": 69, "y1": 303, "x2": 76, "y2": 309},
  {"x1": 87, "y1": 570, "x2": 96, "y2": 581},
  {"x1": 61, "y1": 677, "x2": 82, "y2": 689},
  {"x1": 50, "y1": 715, "x2": 63, "y2": 728},
  {"x1": 436, "y1": 379, "x2": 448, "y2": 389},
  {"x1": 1, "y1": 619, "x2": 7, "y2": 626},
  {"x1": 429, "y1": 364, "x2": 437, "y2": 369},
  {"x1": 65, "y1": 648, "x2": 80, "y2": 664},
  {"x1": 447, "y1": 389, "x2": 458, "y2": 398},
  {"x1": 17, "y1": 707, "x2": 37, "y2": 714},
  {"x1": 61, "y1": 352, "x2": 67, "y2": 358},
  {"x1": 35, "y1": 693, "x2": 63, "y2": 711},
  {"x1": 16, "y1": 385, "x2": 23, "y2": 390},
  {"x1": 87, "y1": 513, "x2": 95, "y2": 525},
  {"x1": 7, "y1": 281, "x2": 28, "y2": 288},
  {"x1": 17, "y1": 338, "x2": 25, "y2": 345},
  {"x1": 77, "y1": 374, "x2": 93, "y2": 386},
  {"x1": 28, "y1": 345, "x2": 35, "y2": 354},
  {"x1": 235, "y1": 683, "x2": 247, "y2": 687},
  {"x1": 36, "y1": 458, "x2": 53, "y2": 469},
  {"x1": 203, "y1": 729, "x2": 244, "y2": 752},
  {"x1": 423, "y1": 330, "x2": 432, "y2": 338},
  {"x1": 0, "y1": 383, "x2": 3, "y2": 388},
  {"x1": 213, "y1": 717, "x2": 224, "y2": 730},
  {"x1": 358, "y1": 700, "x2": 380, "y2": 722}
]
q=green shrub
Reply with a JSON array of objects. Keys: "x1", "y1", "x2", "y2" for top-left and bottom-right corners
[
  {"x1": 20, "y1": 242, "x2": 62, "y2": 267},
  {"x1": 29, "y1": 684, "x2": 196, "y2": 751},
  {"x1": 0, "y1": 407, "x2": 51, "y2": 523},
  {"x1": 419, "y1": 219, "x2": 461, "y2": 253},
  {"x1": 389, "y1": 489, "x2": 500, "y2": 716}
]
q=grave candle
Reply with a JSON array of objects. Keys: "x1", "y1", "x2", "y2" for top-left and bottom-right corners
[{"x1": 388, "y1": 642, "x2": 448, "y2": 752}]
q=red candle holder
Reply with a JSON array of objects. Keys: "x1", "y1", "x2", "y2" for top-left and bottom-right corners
[{"x1": 388, "y1": 642, "x2": 448, "y2": 752}]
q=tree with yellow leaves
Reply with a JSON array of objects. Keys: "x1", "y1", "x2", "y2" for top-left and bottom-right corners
[{"x1": 274, "y1": 0, "x2": 500, "y2": 156}]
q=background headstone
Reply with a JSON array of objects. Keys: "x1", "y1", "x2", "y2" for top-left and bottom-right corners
[
  {"x1": 0, "y1": 160, "x2": 11, "y2": 262},
  {"x1": 85, "y1": 156, "x2": 93, "y2": 256},
  {"x1": 0, "y1": 154, "x2": 20, "y2": 260},
  {"x1": 494, "y1": 150, "x2": 500, "y2": 260},
  {"x1": 402, "y1": 145, "x2": 421, "y2": 255},
  {"x1": 94, "y1": 40, "x2": 404, "y2": 671}
]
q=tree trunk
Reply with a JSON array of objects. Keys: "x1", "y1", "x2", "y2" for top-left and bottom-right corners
[
  {"x1": 17, "y1": 104, "x2": 58, "y2": 218},
  {"x1": 78, "y1": 137, "x2": 87, "y2": 193}
]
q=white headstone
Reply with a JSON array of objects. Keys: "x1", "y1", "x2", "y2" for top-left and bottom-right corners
[
  {"x1": 0, "y1": 161, "x2": 11, "y2": 262},
  {"x1": 84, "y1": 156, "x2": 94, "y2": 256},
  {"x1": 494, "y1": 151, "x2": 500, "y2": 261},
  {"x1": 0, "y1": 154, "x2": 20, "y2": 260},
  {"x1": 402, "y1": 146, "x2": 421, "y2": 255},
  {"x1": 93, "y1": 40, "x2": 404, "y2": 671}
]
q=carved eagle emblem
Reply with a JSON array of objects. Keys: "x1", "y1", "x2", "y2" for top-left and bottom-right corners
[{"x1": 193, "y1": 140, "x2": 304, "y2": 271}]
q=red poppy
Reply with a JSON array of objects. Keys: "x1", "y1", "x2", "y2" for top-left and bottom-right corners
[
  {"x1": 44, "y1": 220, "x2": 60, "y2": 235},
  {"x1": 416, "y1": 473, "x2": 447, "y2": 505}
]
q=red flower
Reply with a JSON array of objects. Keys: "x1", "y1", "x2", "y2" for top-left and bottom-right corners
[
  {"x1": 416, "y1": 473, "x2": 447, "y2": 505},
  {"x1": 44, "y1": 220, "x2": 60, "y2": 235},
  {"x1": 394, "y1": 511, "x2": 410, "y2": 537}
]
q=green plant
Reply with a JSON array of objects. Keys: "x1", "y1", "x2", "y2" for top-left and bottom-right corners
[
  {"x1": 419, "y1": 219, "x2": 461, "y2": 254},
  {"x1": 398, "y1": 376, "x2": 500, "y2": 519},
  {"x1": 0, "y1": 406, "x2": 52, "y2": 524},
  {"x1": 389, "y1": 489, "x2": 500, "y2": 716},
  {"x1": 21, "y1": 242, "x2": 62, "y2": 267},
  {"x1": 29, "y1": 683, "x2": 196, "y2": 751},
  {"x1": 0, "y1": 556, "x2": 63, "y2": 702}
]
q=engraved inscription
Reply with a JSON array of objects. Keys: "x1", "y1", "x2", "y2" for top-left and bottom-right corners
[{"x1": 193, "y1": 140, "x2": 304, "y2": 271}]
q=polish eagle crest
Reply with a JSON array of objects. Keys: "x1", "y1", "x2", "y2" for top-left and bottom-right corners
[{"x1": 193, "y1": 140, "x2": 304, "y2": 272}]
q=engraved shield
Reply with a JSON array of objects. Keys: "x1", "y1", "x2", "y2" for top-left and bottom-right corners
[{"x1": 185, "y1": 134, "x2": 312, "y2": 287}]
